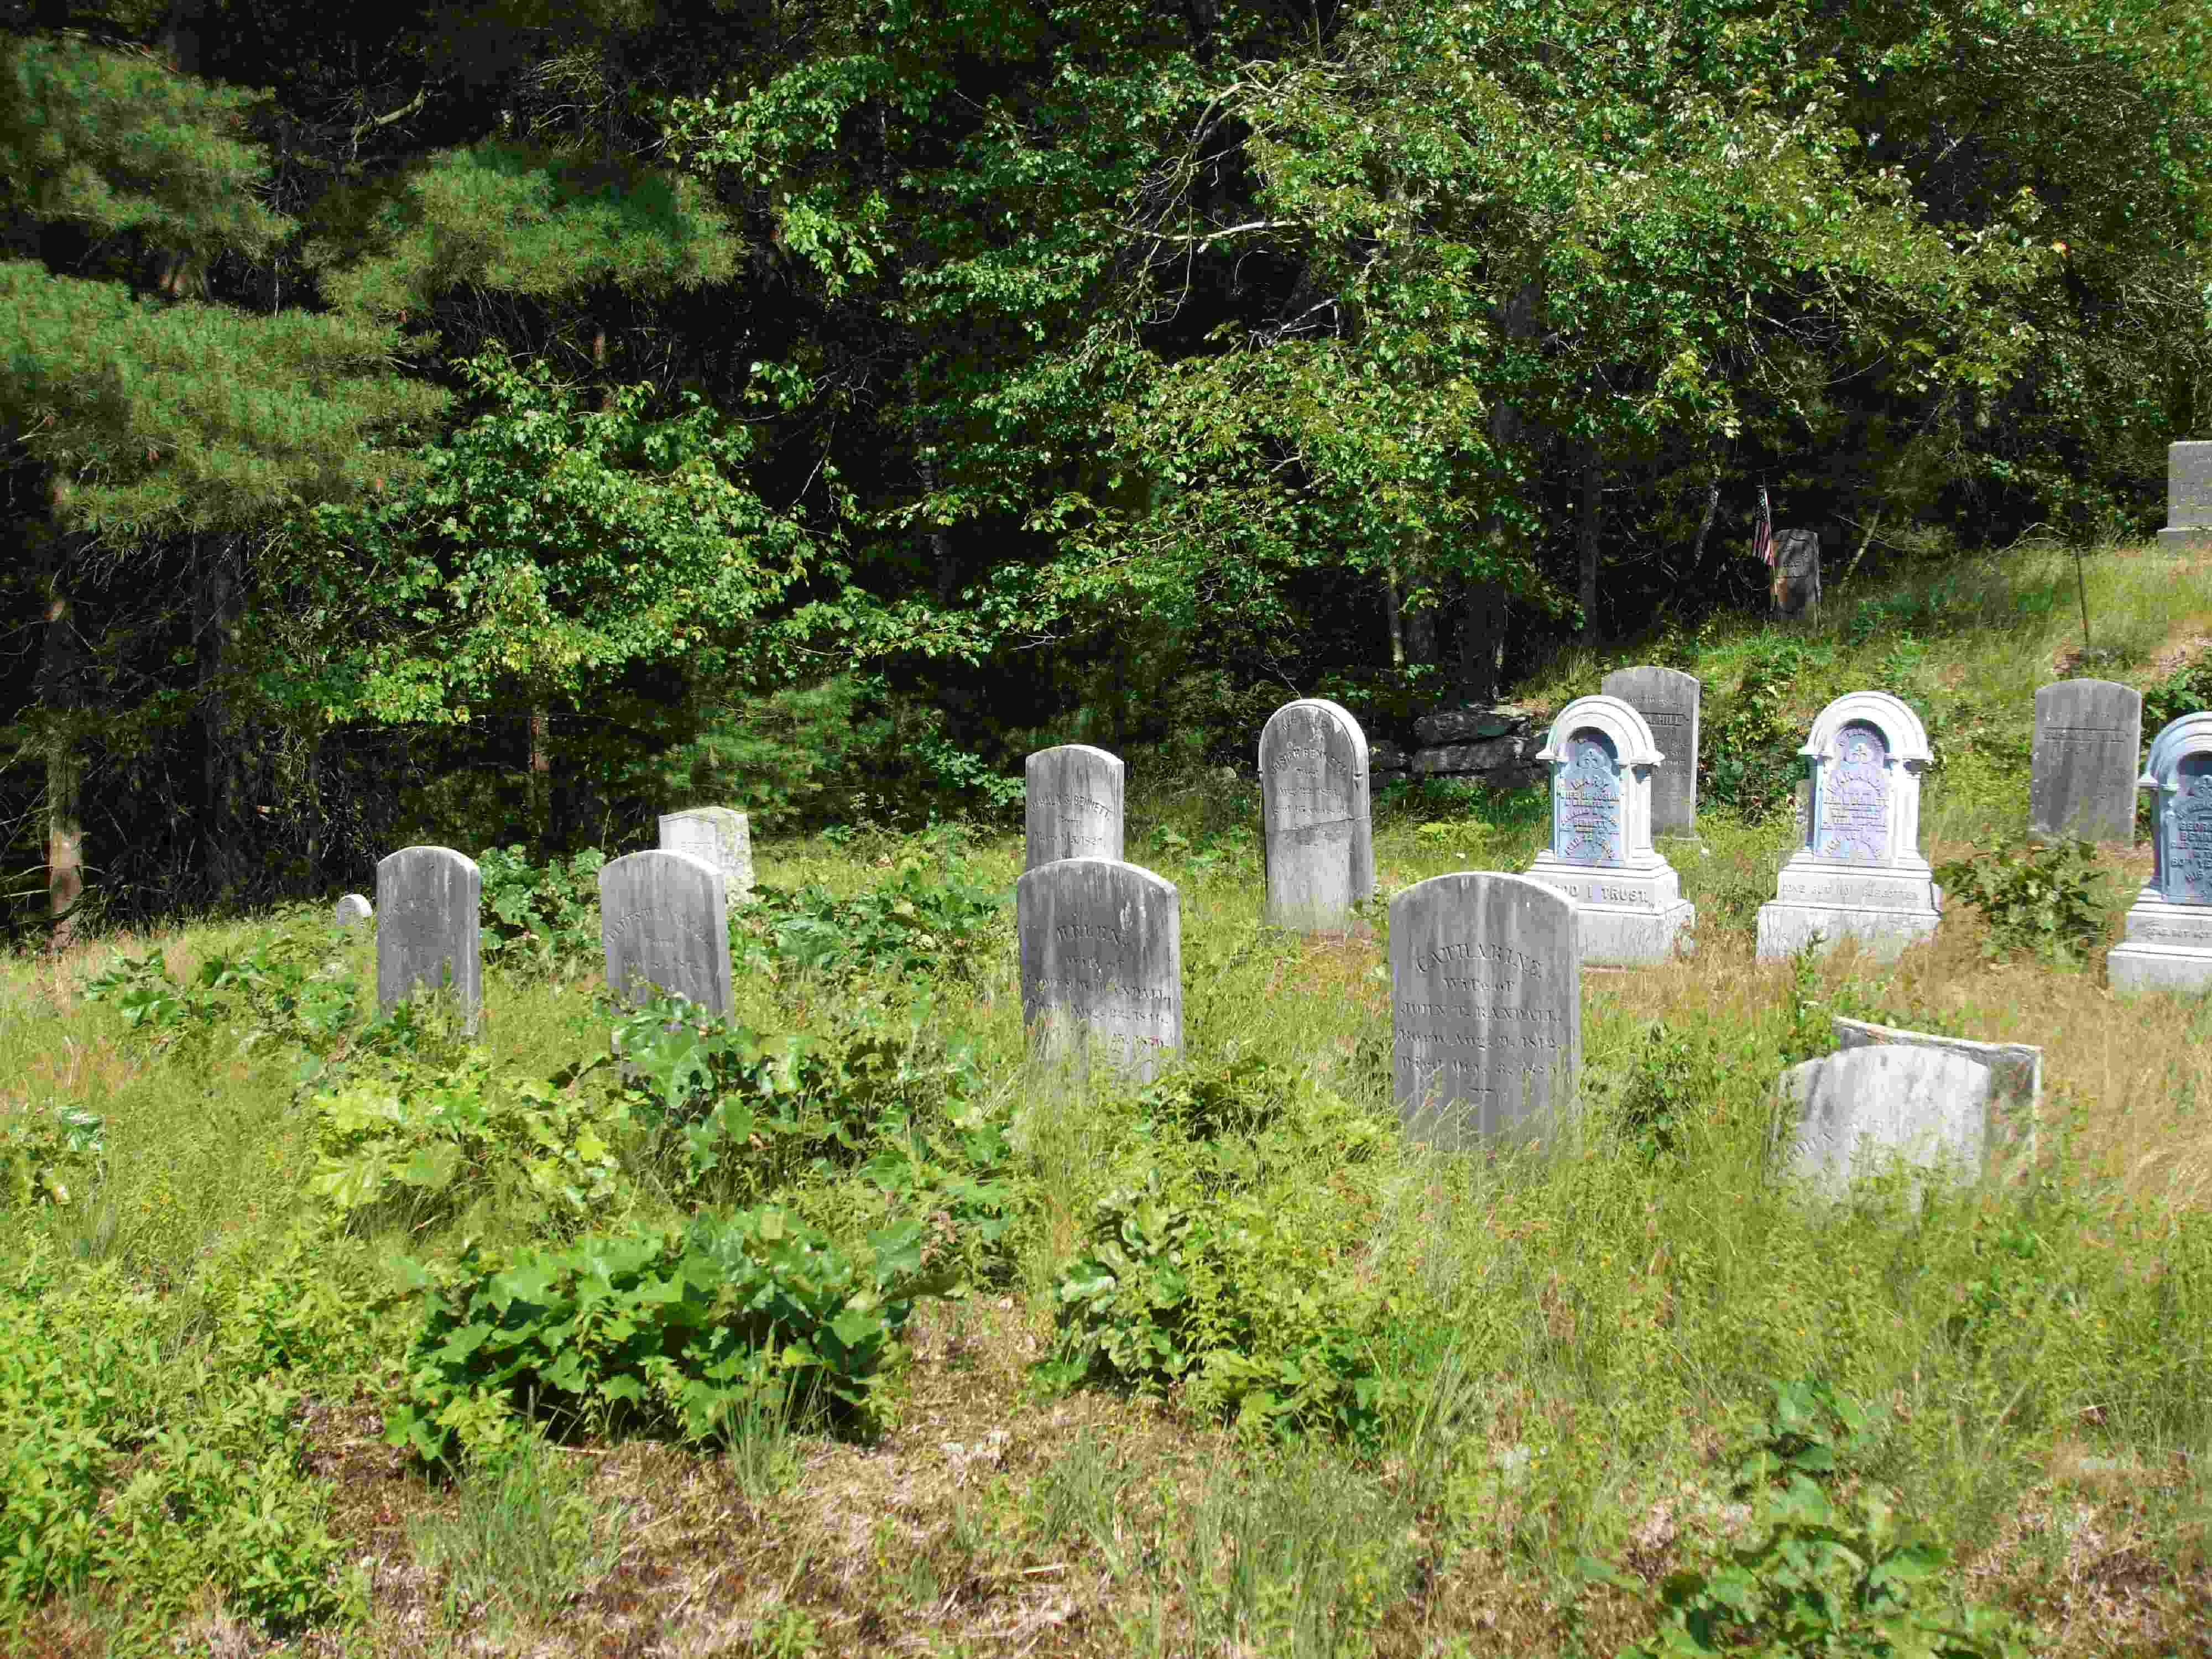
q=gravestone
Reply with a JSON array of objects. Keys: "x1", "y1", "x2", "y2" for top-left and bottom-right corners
[
  {"x1": 1016, "y1": 857, "x2": 1181, "y2": 1078},
  {"x1": 1756, "y1": 691, "x2": 1941, "y2": 959},
  {"x1": 375, "y1": 846, "x2": 482, "y2": 1030},
  {"x1": 1390, "y1": 872, "x2": 1579, "y2": 1147},
  {"x1": 658, "y1": 807, "x2": 754, "y2": 902},
  {"x1": 1259, "y1": 698, "x2": 1374, "y2": 930},
  {"x1": 1776, "y1": 1045, "x2": 1990, "y2": 1198},
  {"x1": 1524, "y1": 695, "x2": 1694, "y2": 964},
  {"x1": 1024, "y1": 745, "x2": 1125, "y2": 871},
  {"x1": 2157, "y1": 441, "x2": 2212, "y2": 551},
  {"x1": 1601, "y1": 667, "x2": 1700, "y2": 836},
  {"x1": 2107, "y1": 712, "x2": 2212, "y2": 993},
  {"x1": 333, "y1": 893, "x2": 372, "y2": 931},
  {"x1": 1771, "y1": 528, "x2": 1822, "y2": 617},
  {"x1": 1833, "y1": 1018, "x2": 2040, "y2": 1168},
  {"x1": 2030, "y1": 680, "x2": 2142, "y2": 843},
  {"x1": 600, "y1": 849, "x2": 733, "y2": 1017}
]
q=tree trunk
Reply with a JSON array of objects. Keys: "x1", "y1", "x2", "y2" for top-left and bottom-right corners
[
  {"x1": 36, "y1": 533, "x2": 87, "y2": 957},
  {"x1": 1383, "y1": 564, "x2": 1406, "y2": 670},
  {"x1": 529, "y1": 707, "x2": 554, "y2": 854},
  {"x1": 195, "y1": 535, "x2": 249, "y2": 901},
  {"x1": 1577, "y1": 446, "x2": 1603, "y2": 638},
  {"x1": 917, "y1": 444, "x2": 958, "y2": 602},
  {"x1": 1454, "y1": 580, "x2": 1506, "y2": 705}
]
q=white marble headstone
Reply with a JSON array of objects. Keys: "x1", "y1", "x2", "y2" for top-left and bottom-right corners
[
  {"x1": 658, "y1": 807, "x2": 753, "y2": 903},
  {"x1": 1016, "y1": 857, "x2": 1181, "y2": 1078},
  {"x1": 1258, "y1": 698, "x2": 1374, "y2": 930},
  {"x1": 1024, "y1": 746, "x2": 1125, "y2": 872},
  {"x1": 600, "y1": 849, "x2": 733, "y2": 1018},
  {"x1": 375, "y1": 847, "x2": 482, "y2": 1031}
]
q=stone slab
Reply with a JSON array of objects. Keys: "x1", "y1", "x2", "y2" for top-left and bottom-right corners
[
  {"x1": 1414, "y1": 708, "x2": 1531, "y2": 745},
  {"x1": 1601, "y1": 667, "x2": 1700, "y2": 836},
  {"x1": 334, "y1": 893, "x2": 372, "y2": 931},
  {"x1": 1832, "y1": 1018, "x2": 2039, "y2": 1162},
  {"x1": 1016, "y1": 857, "x2": 1181, "y2": 1079},
  {"x1": 2109, "y1": 890, "x2": 2212, "y2": 993},
  {"x1": 1390, "y1": 872, "x2": 1579, "y2": 1148},
  {"x1": 600, "y1": 849, "x2": 733, "y2": 1019},
  {"x1": 1756, "y1": 900, "x2": 1940, "y2": 961},
  {"x1": 1025, "y1": 746, "x2": 1125, "y2": 871},
  {"x1": 658, "y1": 807, "x2": 754, "y2": 902},
  {"x1": 1411, "y1": 737, "x2": 1526, "y2": 776},
  {"x1": 2031, "y1": 680, "x2": 2141, "y2": 843},
  {"x1": 1777, "y1": 1045, "x2": 1990, "y2": 1196},
  {"x1": 1259, "y1": 699, "x2": 1373, "y2": 930},
  {"x1": 2169, "y1": 441, "x2": 2212, "y2": 528},
  {"x1": 1771, "y1": 527, "x2": 1821, "y2": 616},
  {"x1": 375, "y1": 846, "x2": 482, "y2": 1030}
]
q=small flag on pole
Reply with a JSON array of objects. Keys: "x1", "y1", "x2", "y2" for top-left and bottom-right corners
[{"x1": 1752, "y1": 486, "x2": 1774, "y2": 567}]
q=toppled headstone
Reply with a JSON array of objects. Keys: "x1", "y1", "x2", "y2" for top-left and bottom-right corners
[
  {"x1": 1756, "y1": 691, "x2": 1940, "y2": 960},
  {"x1": 2157, "y1": 441, "x2": 2212, "y2": 552},
  {"x1": 333, "y1": 893, "x2": 373, "y2": 931},
  {"x1": 1601, "y1": 667, "x2": 1700, "y2": 836},
  {"x1": 1259, "y1": 698, "x2": 1374, "y2": 931},
  {"x1": 600, "y1": 849, "x2": 733, "y2": 1018},
  {"x1": 375, "y1": 846, "x2": 482, "y2": 1031},
  {"x1": 658, "y1": 806, "x2": 754, "y2": 903},
  {"x1": 2031, "y1": 680, "x2": 2141, "y2": 843},
  {"x1": 1776, "y1": 1045, "x2": 1989, "y2": 1196},
  {"x1": 1391, "y1": 872, "x2": 1579, "y2": 1147},
  {"x1": 1024, "y1": 745, "x2": 1124, "y2": 871},
  {"x1": 1415, "y1": 707, "x2": 1531, "y2": 745},
  {"x1": 1832, "y1": 1018, "x2": 2040, "y2": 1166},
  {"x1": 2108, "y1": 712, "x2": 2212, "y2": 993},
  {"x1": 1524, "y1": 695, "x2": 1694, "y2": 964},
  {"x1": 1016, "y1": 857, "x2": 1181, "y2": 1078}
]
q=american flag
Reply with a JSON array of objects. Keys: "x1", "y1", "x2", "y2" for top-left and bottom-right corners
[{"x1": 1753, "y1": 485, "x2": 1774, "y2": 567}]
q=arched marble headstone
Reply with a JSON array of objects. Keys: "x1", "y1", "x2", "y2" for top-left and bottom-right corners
[
  {"x1": 658, "y1": 807, "x2": 754, "y2": 902},
  {"x1": 1755, "y1": 692, "x2": 1939, "y2": 961},
  {"x1": 1016, "y1": 857, "x2": 1180, "y2": 1079},
  {"x1": 1258, "y1": 698, "x2": 1374, "y2": 930},
  {"x1": 333, "y1": 893, "x2": 373, "y2": 931},
  {"x1": 1600, "y1": 667, "x2": 1700, "y2": 836},
  {"x1": 375, "y1": 847, "x2": 481, "y2": 1030},
  {"x1": 1024, "y1": 745, "x2": 1125, "y2": 871},
  {"x1": 1525, "y1": 696, "x2": 1692, "y2": 963},
  {"x1": 600, "y1": 849, "x2": 733, "y2": 1018},
  {"x1": 2108, "y1": 712, "x2": 2212, "y2": 992},
  {"x1": 1390, "y1": 872, "x2": 1579, "y2": 1148}
]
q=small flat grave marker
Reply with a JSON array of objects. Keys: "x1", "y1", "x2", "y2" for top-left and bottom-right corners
[
  {"x1": 1024, "y1": 745, "x2": 1125, "y2": 871},
  {"x1": 600, "y1": 849, "x2": 733, "y2": 1018},
  {"x1": 334, "y1": 893, "x2": 372, "y2": 931},
  {"x1": 1259, "y1": 697, "x2": 1374, "y2": 930},
  {"x1": 375, "y1": 846, "x2": 482, "y2": 1030},
  {"x1": 1016, "y1": 857, "x2": 1180, "y2": 1079},
  {"x1": 1600, "y1": 667, "x2": 1700, "y2": 836},
  {"x1": 2030, "y1": 680, "x2": 2141, "y2": 843},
  {"x1": 2109, "y1": 712, "x2": 2212, "y2": 993}
]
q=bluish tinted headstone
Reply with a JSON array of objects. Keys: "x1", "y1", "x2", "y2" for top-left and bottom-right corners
[
  {"x1": 1553, "y1": 729, "x2": 1623, "y2": 866},
  {"x1": 2110, "y1": 713, "x2": 2212, "y2": 990},
  {"x1": 2164, "y1": 752, "x2": 2212, "y2": 902},
  {"x1": 1817, "y1": 721, "x2": 1891, "y2": 865}
]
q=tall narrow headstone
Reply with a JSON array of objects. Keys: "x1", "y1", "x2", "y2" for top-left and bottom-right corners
[
  {"x1": 1755, "y1": 692, "x2": 1940, "y2": 960},
  {"x1": 1016, "y1": 857, "x2": 1181, "y2": 1079},
  {"x1": 601, "y1": 849, "x2": 733, "y2": 1018},
  {"x1": 1525, "y1": 696, "x2": 1694, "y2": 964},
  {"x1": 2157, "y1": 441, "x2": 2212, "y2": 551},
  {"x1": 1391, "y1": 873, "x2": 1579, "y2": 1148},
  {"x1": 1776, "y1": 1045, "x2": 1991, "y2": 1198},
  {"x1": 2108, "y1": 713, "x2": 2212, "y2": 993},
  {"x1": 375, "y1": 846, "x2": 482, "y2": 1030},
  {"x1": 1601, "y1": 667, "x2": 1700, "y2": 836},
  {"x1": 1024, "y1": 746, "x2": 1125, "y2": 871},
  {"x1": 1259, "y1": 698, "x2": 1374, "y2": 930},
  {"x1": 2030, "y1": 680, "x2": 2142, "y2": 843},
  {"x1": 1771, "y1": 528, "x2": 1822, "y2": 616},
  {"x1": 658, "y1": 807, "x2": 754, "y2": 902}
]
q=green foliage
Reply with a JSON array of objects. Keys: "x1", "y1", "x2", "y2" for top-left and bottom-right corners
[
  {"x1": 80, "y1": 931, "x2": 366, "y2": 1058},
  {"x1": 737, "y1": 864, "x2": 1005, "y2": 985},
  {"x1": 1, "y1": 1098, "x2": 103, "y2": 1209},
  {"x1": 2141, "y1": 650, "x2": 2212, "y2": 738},
  {"x1": 478, "y1": 843, "x2": 607, "y2": 979},
  {"x1": 1704, "y1": 645, "x2": 1811, "y2": 820},
  {"x1": 1933, "y1": 838, "x2": 2113, "y2": 964}
]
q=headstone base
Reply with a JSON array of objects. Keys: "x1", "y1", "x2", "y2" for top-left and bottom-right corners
[
  {"x1": 2107, "y1": 891, "x2": 2212, "y2": 992},
  {"x1": 1757, "y1": 853, "x2": 1940, "y2": 961},
  {"x1": 2156, "y1": 526, "x2": 2212, "y2": 552},
  {"x1": 1523, "y1": 854, "x2": 1694, "y2": 965}
]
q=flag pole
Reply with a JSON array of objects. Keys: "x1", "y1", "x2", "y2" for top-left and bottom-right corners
[{"x1": 2074, "y1": 544, "x2": 2093, "y2": 652}]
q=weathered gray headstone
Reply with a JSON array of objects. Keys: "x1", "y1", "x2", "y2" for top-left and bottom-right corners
[
  {"x1": 1601, "y1": 667, "x2": 1700, "y2": 836},
  {"x1": 2031, "y1": 679, "x2": 2142, "y2": 843},
  {"x1": 375, "y1": 846, "x2": 482, "y2": 1030},
  {"x1": 2157, "y1": 441, "x2": 2212, "y2": 551},
  {"x1": 333, "y1": 893, "x2": 373, "y2": 931},
  {"x1": 1771, "y1": 528, "x2": 1822, "y2": 616},
  {"x1": 1259, "y1": 698, "x2": 1374, "y2": 930},
  {"x1": 658, "y1": 807, "x2": 754, "y2": 902},
  {"x1": 1776, "y1": 1045, "x2": 1990, "y2": 1197},
  {"x1": 600, "y1": 849, "x2": 733, "y2": 1018},
  {"x1": 1832, "y1": 1018, "x2": 2040, "y2": 1168},
  {"x1": 1524, "y1": 695, "x2": 1694, "y2": 964},
  {"x1": 1756, "y1": 691, "x2": 1941, "y2": 960},
  {"x1": 1016, "y1": 857, "x2": 1181, "y2": 1078},
  {"x1": 1391, "y1": 873, "x2": 1579, "y2": 1147},
  {"x1": 1024, "y1": 745, "x2": 1125, "y2": 872},
  {"x1": 2109, "y1": 712, "x2": 2212, "y2": 993}
]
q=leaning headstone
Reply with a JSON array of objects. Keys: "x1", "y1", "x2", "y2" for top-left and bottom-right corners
[
  {"x1": 1016, "y1": 857, "x2": 1181, "y2": 1079},
  {"x1": 1601, "y1": 667, "x2": 1700, "y2": 836},
  {"x1": 1024, "y1": 745, "x2": 1125, "y2": 871},
  {"x1": 1391, "y1": 872, "x2": 1579, "y2": 1148},
  {"x1": 1755, "y1": 691, "x2": 1941, "y2": 960},
  {"x1": 1776, "y1": 1045, "x2": 1990, "y2": 1198},
  {"x1": 2107, "y1": 712, "x2": 2212, "y2": 993},
  {"x1": 658, "y1": 807, "x2": 754, "y2": 902},
  {"x1": 1770, "y1": 528, "x2": 1822, "y2": 617},
  {"x1": 1832, "y1": 1018, "x2": 2040, "y2": 1167},
  {"x1": 2030, "y1": 680, "x2": 2142, "y2": 843},
  {"x1": 375, "y1": 846, "x2": 482, "y2": 1030},
  {"x1": 1259, "y1": 698, "x2": 1374, "y2": 930},
  {"x1": 600, "y1": 849, "x2": 733, "y2": 1018},
  {"x1": 1524, "y1": 695, "x2": 1694, "y2": 964},
  {"x1": 2157, "y1": 441, "x2": 2212, "y2": 551},
  {"x1": 333, "y1": 893, "x2": 373, "y2": 931}
]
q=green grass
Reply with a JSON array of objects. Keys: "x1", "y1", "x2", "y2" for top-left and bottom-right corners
[{"x1": 3, "y1": 541, "x2": 2211, "y2": 1655}]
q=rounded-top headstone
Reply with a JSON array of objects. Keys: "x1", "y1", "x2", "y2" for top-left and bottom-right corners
[
  {"x1": 1016, "y1": 856, "x2": 1181, "y2": 1079},
  {"x1": 1535, "y1": 694, "x2": 1665, "y2": 868},
  {"x1": 1599, "y1": 667, "x2": 1700, "y2": 836},
  {"x1": 599, "y1": 849, "x2": 734, "y2": 1018},
  {"x1": 2030, "y1": 679, "x2": 2142, "y2": 843},
  {"x1": 658, "y1": 806, "x2": 754, "y2": 902},
  {"x1": 2140, "y1": 712, "x2": 2212, "y2": 904},
  {"x1": 1390, "y1": 872, "x2": 1579, "y2": 1149},
  {"x1": 1798, "y1": 691, "x2": 1932, "y2": 868},
  {"x1": 333, "y1": 893, "x2": 373, "y2": 931},
  {"x1": 1258, "y1": 697, "x2": 1374, "y2": 930},
  {"x1": 374, "y1": 846, "x2": 482, "y2": 1028},
  {"x1": 1024, "y1": 745, "x2": 1125, "y2": 871},
  {"x1": 1777, "y1": 1044, "x2": 1991, "y2": 1197}
]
